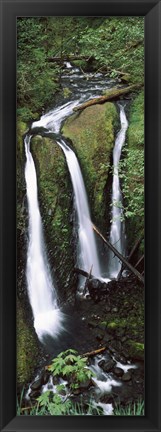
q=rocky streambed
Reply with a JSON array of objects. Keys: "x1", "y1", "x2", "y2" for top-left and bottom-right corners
[{"x1": 19, "y1": 273, "x2": 144, "y2": 414}]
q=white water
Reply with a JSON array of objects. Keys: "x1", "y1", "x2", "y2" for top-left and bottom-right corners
[
  {"x1": 109, "y1": 105, "x2": 128, "y2": 278},
  {"x1": 24, "y1": 135, "x2": 63, "y2": 341},
  {"x1": 32, "y1": 100, "x2": 79, "y2": 134},
  {"x1": 31, "y1": 86, "x2": 105, "y2": 290},
  {"x1": 57, "y1": 139, "x2": 102, "y2": 288},
  {"x1": 64, "y1": 61, "x2": 72, "y2": 69}
]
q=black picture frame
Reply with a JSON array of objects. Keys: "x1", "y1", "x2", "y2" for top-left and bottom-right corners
[{"x1": 1, "y1": 0, "x2": 161, "y2": 431}]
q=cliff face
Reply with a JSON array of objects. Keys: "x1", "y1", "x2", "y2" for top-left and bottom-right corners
[
  {"x1": 16, "y1": 94, "x2": 144, "y2": 385},
  {"x1": 62, "y1": 102, "x2": 118, "y2": 233},
  {"x1": 125, "y1": 90, "x2": 144, "y2": 254}
]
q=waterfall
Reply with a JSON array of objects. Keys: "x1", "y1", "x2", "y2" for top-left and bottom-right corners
[
  {"x1": 57, "y1": 139, "x2": 102, "y2": 291},
  {"x1": 24, "y1": 135, "x2": 63, "y2": 341},
  {"x1": 108, "y1": 105, "x2": 128, "y2": 279},
  {"x1": 64, "y1": 61, "x2": 72, "y2": 69}
]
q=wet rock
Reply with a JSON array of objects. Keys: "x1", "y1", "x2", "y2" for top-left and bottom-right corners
[
  {"x1": 116, "y1": 328, "x2": 125, "y2": 337},
  {"x1": 104, "y1": 306, "x2": 111, "y2": 313},
  {"x1": 122, "y1": 372, "x2": 131, "y2": 382},
  {"x1": 108, "y1": 345, "x2": 117, "y2": 354},
  {"x1": 42, "y1": 371, "x2": 50, "y2": 385},
  {"x1": 103, "y1": 333, "x2": 112, "y2": 343},
  {"x1": 114, "y1": 354, "x2": 126, "y2": 364},
  {"x1": 88, "y1": 320, "x2": 98, "y2": 328},
  {"x1": 31, "y1": 377, "x2": 43, "y2": 391},
  {"x1": 96, "y1": 333, "x2": 104, "y2": 341},
  {"x1": 99, "y1": 394, "x2": 113, "y2": 404},
  {"x1": 122, "y1": 350, "x2": 130, "y2": 359},
  {"x1": 112, "y1": 307, "x2": 118, "y2": 313},
  {"x1": 30, "y1": 389, "x2": 41, "y2": 399},
  {"x1": 102, "y1": 359, "x2": 116, "y2": 373},
  {"x1": 121, "y1": 336, "x2": 128, "y2": 343},
  {"x1": 98, "y1": 359, "x2": 105, "y2": 368},
  {"x1": 110, "y1": 340, "x2": 122, "y2": 352},
  {"x1": 113, "y1": 367, "x2": 124, "y2": 377},
  {"x1": 79, "y1": 379, "x2": 93, "y2": 391}
]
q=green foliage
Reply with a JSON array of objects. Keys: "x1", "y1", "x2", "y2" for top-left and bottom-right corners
[
  {"x1": 37, "y1": 391, "x2": 72, "y2": 415},
  {"x1": 78, "y1": 17, "x2": 144, "y2": 84},
  {"x1": 17, "y1": 18, "x2": 60, "y2": 118},
  {"x1": 119, "y1": 145, "x2": 144, "y2": 221},
  {"x1": 17, "y1": 388, "x2": 103, "y2": 416},
  {"x1": 48, "y1": 349, "x2": 95, "y2": 390},
  {"x1": 114, "y1": 399, "x2": 144, "y2": 416},
  {"x1": 119, "y1": 91, "x2": 144, "y2": 249},
  {"x1": 17, "y1": 17, "x2": 144, "y2": 122}
]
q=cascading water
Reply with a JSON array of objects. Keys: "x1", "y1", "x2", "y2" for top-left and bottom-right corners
[
  {"x1": 24, "y1": 135, "x2": 63, "y2": 341},
  {"x1": 108, "y1": 105, "x2": 128, "y2": 279},
  {"x1": 26, "y1": 63, "x2": 127, "y2": 330},
  {"x1": 23, "y1": 64, "x2": 141, "y2": 414},
  {"x1": 57, "y1": 139, "x2": 102, "y2": 289}
]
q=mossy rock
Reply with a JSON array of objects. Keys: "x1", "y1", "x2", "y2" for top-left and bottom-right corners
[
  {"x1": 17, "y1": 118, "x2": 28, "y2": 239},
  {"x1": 62, "y1": 102, "x2": 118, "y2": 230},
  {"x1": 17, "y1": 298, "x2": 39, "y2": 386},
  {"x1": 126, "y1": 340, "x2": 144, "y2": 361},
  {"x1": 17, "y1": 119, "x2": 28, "y2": 156}
]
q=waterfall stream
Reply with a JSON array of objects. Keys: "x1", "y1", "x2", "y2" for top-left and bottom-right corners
[
  {"x1": 24, "y1": 135, "x2": 63, "y2": 341},
  {"x1": 57, "y1": 139, "x2": 102, "y2": 291},
  {"x1": 108, "y1": 105, "x2": 128, "y2": 279}
]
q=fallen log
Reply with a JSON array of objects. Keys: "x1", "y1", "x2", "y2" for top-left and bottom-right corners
[
  {"x1": 82, "y1": 347, "x2": 106, "y2": 357},
  {"x1": 74, "y1": 268, "x2": 92, "y2": 278},
  {"x1": 118, "y1": 236, "x2": 144, "y2": 279},
  {"x1": 92, "y1": 223, "x2": 144, "y2": 285},
  {"x1": 135, "y1": 254, "x2": 144, "y2": 270},
  {"x1": 47, "y1": 55, "x2": 92, "y2": 63},
  {"x1": 73, "y1": 84, "x2": 143, "y2": 112}
]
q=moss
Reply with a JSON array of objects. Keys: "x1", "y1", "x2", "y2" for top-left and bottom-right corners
[
  {"x1": 17, "y1": 298, "x2": 38, "y2": 386},
  {"x1": 17, "y1": 119, "x2": 28, "y2": 155},
  {"x1": 126, "y1": 340, "x2": 144, "y2": 361},
  {"x1": 17, "y1": 118, "x2": 28, "y2": 236},
  {"x1": 127, "y1": 91, "x2": 144, "y2": 150},
  {"x1": 62, "y1": 102, "x2": 117, "y2": 230},
  {"x1": 107, "y1": 318, "x2": 127, "y2": 329}
]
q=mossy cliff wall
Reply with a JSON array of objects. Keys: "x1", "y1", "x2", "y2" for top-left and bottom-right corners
[
  {"x1": 17, "y1": 120, "x2": 39, "y2": 386},
  {"x1": 29, "y1": 103, "x2": 117, "y2": 302},
  {"x1": 17, "y1": 299, "x2": 39, "y2": 386},
  {"x1": 126, "y1": 90, "x2": 144, "y2": 254},
  {"x1": 62, "y1": 102, "x2": 118, "y2": 233}
]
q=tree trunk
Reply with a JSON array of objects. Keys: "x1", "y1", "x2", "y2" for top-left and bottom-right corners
[
  {"x1": 73, "y1": 84, "x2": 143, "y2": 112},
  {"x1": 47, "y1": 55, "x2": 92, "y2": 62},
  {"x1": 92, "y1": 223, "x2": 144, "y2": 284}
]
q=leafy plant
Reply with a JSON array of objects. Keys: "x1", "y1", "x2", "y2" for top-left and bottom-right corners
[
  {"x1": 119, "y1": 146, "x2": 144, "y2": 221},
  {"x1": 37, "y1": 391, "x2": 72, "y2": 415},
  {"x1": 48, "y1": 349, "x2": 95, "y2": 390}
]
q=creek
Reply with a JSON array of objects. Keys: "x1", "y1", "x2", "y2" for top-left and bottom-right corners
[{"x1": 23, "y1": 63, "x2": 143, "y2": 414}]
